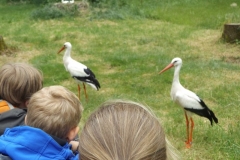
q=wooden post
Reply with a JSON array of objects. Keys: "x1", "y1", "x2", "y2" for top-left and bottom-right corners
[{"x1": 222, "y1": 23, "x2": 240, "y2": 43}]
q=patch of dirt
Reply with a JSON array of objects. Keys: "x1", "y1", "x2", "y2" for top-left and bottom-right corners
[
  {"x1": 222, "y1": 56, "x2": 240, "y2": 63},
  {"x1": 0, "y1": 48, "x2": 17, "y2": 56}
]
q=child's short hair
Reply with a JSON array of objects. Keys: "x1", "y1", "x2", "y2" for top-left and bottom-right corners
[
  {"x1": 0, "y1": 63, "x2": 43, "y2": 107},
  {"x1": 26, "y1": 85, "x2": 83, "y2": 139}
]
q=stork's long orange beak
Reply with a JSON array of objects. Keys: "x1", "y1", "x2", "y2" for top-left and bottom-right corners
[
  {"x1": 159, "y1": 63, "x2": 174, "y2": 74},
  {"x1": 57, "y1": 46, "x2": 65, "y2": 54}
]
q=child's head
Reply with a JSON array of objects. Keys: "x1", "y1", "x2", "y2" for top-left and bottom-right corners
[
  {"x1": 26, "y1": 85, "x2": 83, "y2": 141},
  {"x1": 0, "y1": 63, "x2": 43, "y2": 108},
  {"x1": 79, "y1": 100, "x2": 167, "y2": 160}
]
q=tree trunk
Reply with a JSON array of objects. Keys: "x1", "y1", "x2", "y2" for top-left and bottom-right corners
[
  {"x1": 0, "y1": 36, "x2": 14, "y2": 55},
  {"x1": 222, "y1": 23, "x2": 240, "y2": 43},
  {"x1": 0, "y1": 36, "x2": 8, "y2": 54}
]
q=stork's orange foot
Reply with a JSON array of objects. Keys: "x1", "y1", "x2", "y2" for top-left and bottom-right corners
[{"x1": 185, "y1": 141, "x2": 192, "y2": 149}]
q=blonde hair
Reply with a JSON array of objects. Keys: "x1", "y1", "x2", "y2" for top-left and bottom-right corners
[
  {"x1": 79, "y1": 100, "x2": 170, "y2": 160},
  {"x1": 27, "y1": 85, "x2": 83, "y2": 139},
  {"x1": 0, "y1": 63, "x2": 43, "y2": 107}
]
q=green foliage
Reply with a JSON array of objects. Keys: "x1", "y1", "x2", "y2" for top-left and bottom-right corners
[
  {"x1": 89, "y1": 0, "x2": 240, "y2": 29},
  {"x1": 89, "y1": 0, "x2": 129, "y2": 7},
  {"x1": 31, "y1": 5, "x2": 64, "y2": 20},
  {"x1": 2, "y1": 0, "x2": 58, "y2": 5},
  {"x1": 31, "y1": 4, "x2": 80, "y2": 20},
  {"x1": 6, "y1": 0, "x2": 23, "y2": 2},
  {"x1": 30, "y1": 0, "x2": 59, "y2": 5}
]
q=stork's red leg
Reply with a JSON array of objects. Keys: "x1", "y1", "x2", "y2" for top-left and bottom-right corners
[
  {"x1": 78, "y1": 84, "x2": 81, "y2": 100},
  {"x1": 189, "y1": 117, "x2": 194, "y2": 145},
  {"x1": 184, "y1": 111, "x2": 191, "y2": 148},
  {"x1": 184, "y1": 111, "x2": 189, "y2": 143},
  {"x1": 83, "y1": 83, "x2": 88, "y2": 102}
]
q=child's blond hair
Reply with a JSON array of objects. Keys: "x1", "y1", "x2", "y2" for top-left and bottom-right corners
[
  {"x1": 27, "y1": 85, "x2": 83, "y2": 139},
  {"x1": 79, "y1": 100, "x2": 174, "y2": 160}
]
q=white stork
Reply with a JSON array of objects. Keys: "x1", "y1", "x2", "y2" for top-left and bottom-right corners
[
  {"x1": 159, "y1": 57, "x2": 218, "y2": 148},
  {"x1": 57, "y1": 42, "x2": 100, "y2": 101}
]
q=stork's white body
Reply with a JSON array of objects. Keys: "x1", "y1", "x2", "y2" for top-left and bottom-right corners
[
  {"x1": 58, "y1": 42, "x2": 100, "y2": 100},
  {"x1": 170, "y1": 63, "x2": 203, "y2": 114},
  {"x1": 159, "y1": 57, "x2": 218, "y2": 148},
  {"x1": 63, "y1": 52, "x2": 98, "y2": 90}
]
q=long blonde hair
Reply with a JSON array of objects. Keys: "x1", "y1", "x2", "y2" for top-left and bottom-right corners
[
  {"x1": 0, "y1": 63, "x2": 43, "y2": 107},
  {"x1": 79, "y1": 100, "x2": 172, "y2": 160},
  {"x1": 27, "y1": 85, "x2": 83, "y2": 139}
]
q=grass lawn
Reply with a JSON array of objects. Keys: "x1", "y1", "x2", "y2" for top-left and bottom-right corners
[{"x1": 0, "y1": 0, "x2": 240, "y2": 159}]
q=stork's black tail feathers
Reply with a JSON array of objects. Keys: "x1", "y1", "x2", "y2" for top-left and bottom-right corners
[
  {"x1": 73, "y1": 75, "x2": 101, "y2": 90},
  {"x1": 74, "y1": 68, "x2": 101, "y2": 90},
  {"x1": 199, "y1": 99, "x2": 218, "y2": 126},
  {"x1": 185, "y1": 99, "x2": 218, "y2": 126}
]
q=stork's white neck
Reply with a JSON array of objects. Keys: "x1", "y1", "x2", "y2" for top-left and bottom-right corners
[
  {"x1": 170, "y1": 61, "x2": 185, "y2": 101},
  {"x1": 62, "y1": 47, "x2": 73, "y2": 71},
  {"x1": 63, "y1": 48, "x2": 72, "y2": 59},
  {"x1": 63, "y1": 47, "x2": 72, "y2": 64},
  {"x1": 170, "y1": 64, "x2": 183, "y2": 100},
  {"x1": 172, "y1": 64, "x2": 182, "y2": 85}
]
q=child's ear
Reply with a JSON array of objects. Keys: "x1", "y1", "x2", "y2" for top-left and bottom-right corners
[
  {"x1": 24, "y1": 115, "x2": 28, "y2": 125},
  {"x1": 67, "y1": 126, "x2": 79, "y2": 142},
  {"x1": 25, "y1": 100, "x2": 29, "y2": 107}
]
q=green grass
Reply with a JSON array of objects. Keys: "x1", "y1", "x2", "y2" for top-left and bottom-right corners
[{"x1": 0, "y1": 0, "x2": 240, "y2": 159}]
